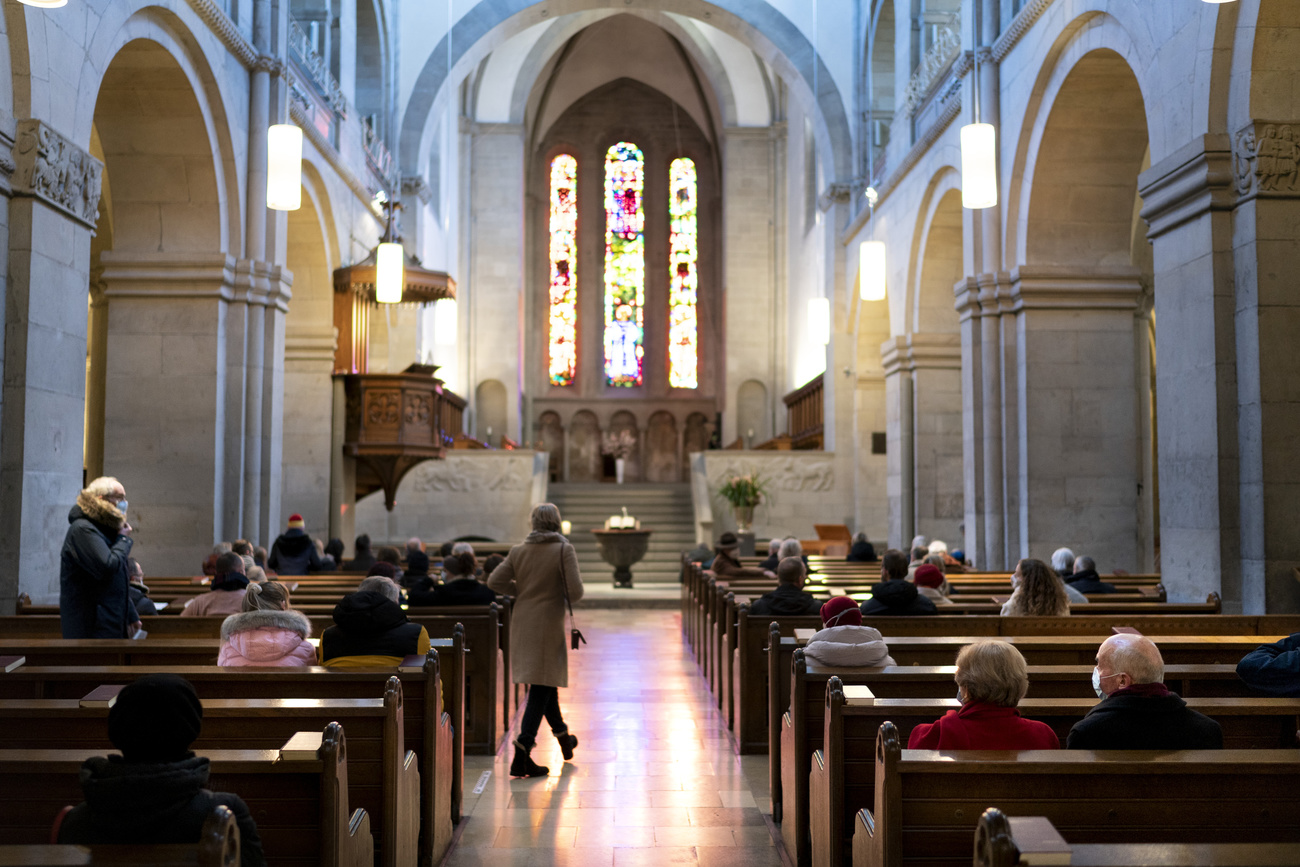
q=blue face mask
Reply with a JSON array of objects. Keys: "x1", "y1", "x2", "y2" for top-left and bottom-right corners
[{"x1": 116, "y1": 500, "x2": 128, "y2": 519}]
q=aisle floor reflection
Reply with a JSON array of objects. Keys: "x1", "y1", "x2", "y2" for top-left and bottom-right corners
[{"x1": 446, "y1": 609, "x2": 780, "y2": 866}]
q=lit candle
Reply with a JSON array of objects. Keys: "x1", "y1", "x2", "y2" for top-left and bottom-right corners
[{"x1": 561, "y1": 520, "x2": 572, "y2": 535}]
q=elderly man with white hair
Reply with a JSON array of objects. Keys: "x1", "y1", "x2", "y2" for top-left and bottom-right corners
[
  {"x1": 1066, "y1": 634, "x2": 1222, "y2": 749},
  {"x1": 1049, "y1": 547, "x2": 1090, "y2": 604}
]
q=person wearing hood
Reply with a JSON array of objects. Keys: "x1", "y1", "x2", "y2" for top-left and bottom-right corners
[
  {"x1": 913, "y1": 564, "x2": 953, "y2": 606},
  {"x1": 846, "y1": 532, "x2": 877, "y2": 563},
  {"x1": 181, "y1": 553, "x2": 250, "y2": 617},
  {"x1": 861, "y1": 550, "x2": 938, "y2": 617},
  {"x1": 127, "y1": 558, "x2": 159, "y2": 618},
  {"x1": 749, "y1": 557, "x2": 821, "y2": 616},
  {"x1": 266, "y1": 513, "x2": 321, "y2": 576},
  {"x1": 1063, "y1": 556, "x2": 1117, "y2": 594},
  {"x1": 400, "y1": 550, "x2": 433, "y2": 591},
  {"x1": 1066, "y1": 634, "x2": 1221, "y2": 749},
  {"x1": 488, "y1": 504, "x2": 584, "y2": 779},
  {"x1": 320, "y1": 577, "x2": 430, "y2": 669},
  {"x1": 218, "y1": 581, "x2": 316, "y2": 667},
  {"x1": 343, "y1": 534, "x2": 377, "y2": 572},
  {"x1": 56, "y1": 673, "x2": 266, "y2": 867},
  {"x1": 908, "y1": 641, "x2": 1060, "y2": 750},
  {"x1": 803, "y1": 597, "x2": 896, "y2": 667},
  {"x1": 60, "y1": 476, "x2": 138, "y2": 639},
  {"x1": 710, "y1": 532, "x2": 776, "y2": 579},
  {"x1": 410, "y1": 552, "x2": 497, "y2": 607}
]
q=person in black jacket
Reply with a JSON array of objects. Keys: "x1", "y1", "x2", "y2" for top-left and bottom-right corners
[
  {"x1": 267, "y1": 514, "x2": 322, "y2": 576},
  {"x1": 60, "y1": 477, "x2": 139, "y2": 639},
  {"x1": 342, "y1": 534, "x2": 377, "y2": 572},
  {"x1": 749, "y1": 557, "x2": 821, "y2": 616},
  {"x1": 1066, "y1": 634, "x2": 1222, "y2": 749},
  {"x1": 860, "y1": 549, "x2": 938, "y2": 617},
  {"x1": 58, "y1": 674, "x2": 265, "y2": 867},
  {"x1": 320, "y1": 577, "x2": 430, "y2": 668},
  {"x1": 846, "y1": 532, "x2": 877, "y2": 563},
  {"x1": 126, "y1": 558, "x2": 158, "y2": 617},
  {"x1": 409, "y1": 552, "x2": 498, "y2": 607},
  {"x1": 1064, "y1": 556, "x2": 1118, "y2": 594},
  {"x1": 1236, "y1": 633, "x2": 1300, "y2": 697}
]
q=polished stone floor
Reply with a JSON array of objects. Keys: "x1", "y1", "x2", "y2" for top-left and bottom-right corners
[{"x1": 447, "y1": 609, "x2": 780, "y2": 866}]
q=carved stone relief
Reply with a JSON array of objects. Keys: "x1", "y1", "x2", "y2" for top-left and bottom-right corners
[
  {"x1": 644, "y1": 412, "x2": 679, "y2": 483},
  {"x1": 568, "y1": 411, "x2": 601, "y2": 483},
  {"x1": 1234, "y1": 121, "x2": 1300, "y2": 195},
  {"x1": 403, "y1": 454, "x2": 533, "y2": 494},
  {"x1": 705, "y1": 455, "x2": 836, "y2": 497},
  {"x1": 12, "y1": 120, "x2": 103, "y2": 228},
  {"x1": 537, "y1": 412, "x2": 564, "y2": 481}
]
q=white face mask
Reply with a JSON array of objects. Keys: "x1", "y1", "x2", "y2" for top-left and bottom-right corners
[{"x1": 1092, "y1": 667, "x2": 1120, "y2": 698}]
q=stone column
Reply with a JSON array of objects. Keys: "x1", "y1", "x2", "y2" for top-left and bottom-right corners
[
  {"x1": 282, "y1": 325, "x2": 336, "y2": 536},
  {"x1": 0, "y1": 120, "x2": 102, "y2": 606},
  {"x1": 1008, "y1": 266, "x2": 1148, "y2": 572}
]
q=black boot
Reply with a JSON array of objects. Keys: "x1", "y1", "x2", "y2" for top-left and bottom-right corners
[
  {"x1": 510, "y1": 739, "x2": 549, "y2": 778},
  {"x1": 554, "y1": 726, "x2": 578, "y2": 761}
]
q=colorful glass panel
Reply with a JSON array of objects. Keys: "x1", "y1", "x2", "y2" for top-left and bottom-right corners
[
  {"x1": 668, "y1": 158, "x2": 699, "y2": 389},
  {"x1": 548, "y1": 154, "x2": 578, "y2": 386},
  {"x1": 603, "y1": 142, "x2": 645, "y2": 387}
]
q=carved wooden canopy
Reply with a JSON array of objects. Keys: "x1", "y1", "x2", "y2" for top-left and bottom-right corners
[{"x1": 332, "y1": 248, "x2": 457, "y2": 305}]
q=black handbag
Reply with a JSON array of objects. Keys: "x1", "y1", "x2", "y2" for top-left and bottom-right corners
[{"x1": 559, "y1": 542, "x2": 585, "y2": 650}]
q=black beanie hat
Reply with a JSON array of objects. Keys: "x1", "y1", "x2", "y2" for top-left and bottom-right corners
[{"x1": 107, "y1": 674, "x2": 204, "y2": 762}]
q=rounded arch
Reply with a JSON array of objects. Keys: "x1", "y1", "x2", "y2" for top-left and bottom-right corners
[
  {"x1": 905, "y1": 166, "x2": 963, "y2": 335},
  {"x1": 1005, "y1": 11, "x2": 1155, "y2": 268},
  {"x1": 72, "y1": 4, "x2": 241, "y2": 255},
  {"x1": 474, "y1": 379, "x2": 509, "y2": 443},
  {"x1": 400, "y1": 0, "x2": 853, "y2": 182}
]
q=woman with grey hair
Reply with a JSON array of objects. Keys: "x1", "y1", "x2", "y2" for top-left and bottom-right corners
[{"x1": 488, "y1": 503, "x2": 584, "y2": 777}]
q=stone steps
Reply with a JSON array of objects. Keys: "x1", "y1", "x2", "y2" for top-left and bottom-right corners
[{"x1": 549, "y1": 483, "x2": 695, "y2": 587}]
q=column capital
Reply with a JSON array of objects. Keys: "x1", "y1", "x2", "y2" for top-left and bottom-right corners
[
  {"x1": 880, "y1": 333, "x2": 962, "y2": 377},
  {"x1": 12, "y1": 119, "x2": 102, "y2": 229},
  {"x1": 99, "y1": 252, "x2": 237, "y2": 299},
  {"x1": 1138, "y1": 134, "x2": 1234, "y2": 239},
  {"x1": 1007, "y1": 266, "x2": 1147, "y2": 313},
  {"x1": 954, "y1": 271, "x2": 1013, "y2": 321}
]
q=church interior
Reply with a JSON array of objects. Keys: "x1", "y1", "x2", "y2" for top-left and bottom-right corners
[{"x1": 0, "y1": 0, "x2": 1299, "y2": 865}]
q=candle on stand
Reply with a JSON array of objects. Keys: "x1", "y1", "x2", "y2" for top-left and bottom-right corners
[{"x1": 561, "y1": 520, "x2": 572, "y2": 535}]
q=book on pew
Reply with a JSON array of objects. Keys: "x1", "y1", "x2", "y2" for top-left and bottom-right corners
[
  {"x1": 398, "y1": 654, "x2": 426, "y2": 672},
  {"x1": 278, "y1": 730, "x2": 324, "y2": 761},
  {"x1": 0, "y1": 655, "x2": 25, "y2": 673},
  {"x1": 80, "y1": 684, "x2": 124, "y2": 708},
  {"x1": 1006, "y1": 816, "x2": 1071, "y2": 865}
]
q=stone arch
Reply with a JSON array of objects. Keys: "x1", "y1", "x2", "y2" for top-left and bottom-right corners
[
  {"x1": 567, "y1": 410, "x2": 601, "y2": 482},
  {"x1": 863, "y1": 0, "x2": 895, "y2": 173},
  {"x1": 683, "y1": 412, "x2": 711, "y2": 464},
  {"x1": 537, "y1": 410, "x2": 564, "y2": 481},
  {"x1": 356, "y1": 0, "x2": 390, "y2": 140},
  {"x1": 645, "y1": 411, "x2": 679, "y2": 482},
  {"x1": 474, "y1": 379, "x2": 509, "y2": 444},
  {"x1": 736, "y1": 379, "x2": 768, "y2": 446},
  {"x1": 608, "y1": 409, "x2": 642, "y2": 482},
  {"x1": 400, "y1": 0, "x2": 854, "y2": 182},
  {"x1": 907, "y1": 168, "x2": 963, "y2": 335}
]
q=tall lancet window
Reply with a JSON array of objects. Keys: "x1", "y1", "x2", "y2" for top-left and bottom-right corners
[
  {"x1": 668, "y1": 158, "x2": 699, "y2": 389},
  {"x1": 603, "y1": 141, "x2": 645, "y2": 387},
  {"x1": 548, "y1": 154, "x2": 578, "y2": 386}
]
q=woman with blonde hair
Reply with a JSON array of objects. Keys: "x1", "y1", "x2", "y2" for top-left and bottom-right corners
[
  {"x1": 1001, "y1": 558, "x2": 1071, "y2": 617},
  {"x1": 488, "y1": 503, "x2": 583, "y2": 778},
  {"x1": 908, "y1": 640, "x2": 1060, "y2": 749},
  {"x1": 217, "y1": 581, "x2": 316, "y2": 667}
]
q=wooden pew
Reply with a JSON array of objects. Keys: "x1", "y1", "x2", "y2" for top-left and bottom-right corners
[
  {"x1": 778, "y1": 657, "x2": 1296, "y2": 867},
  {"x1": 0, "y1": 677, "x2": 433, "y2": 867},
  {"x1": 810, "y1": 680, "x2": 1300, "y2": 867},
  {"x1": 0, "y1": 637, "x2": 465, "y2": 851},
  {"x1": 0, "y1": 803, "x2": 240, "y2": 867},
  {"x1": 0, "y1": 608, "x2": 507, "y2": 757},
  {"x1": 833, "y1": 724, "x2": 1300, "y2": 867},
  {"x1": 973, "y1": 809, "x2": 1300, "y2": 867},
  {"x1": 0, "y1": 722, "x2": 374, "y2": 867}
]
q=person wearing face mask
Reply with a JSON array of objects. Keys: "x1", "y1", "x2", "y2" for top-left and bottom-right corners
[
  {"x1": 1066, "y1": 634, "x2": 1222, "y2": 750},
  {"x1": 60, "y1": 476, "x2": 140, "y2": 639},
  {"x1": 907, "y1": 641, "x2": 1059, "y2": 749}
]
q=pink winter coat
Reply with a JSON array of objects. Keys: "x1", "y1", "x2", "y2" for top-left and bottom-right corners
[{"x1": 217, "y1": 608, "x2": 317, "y2": 666}]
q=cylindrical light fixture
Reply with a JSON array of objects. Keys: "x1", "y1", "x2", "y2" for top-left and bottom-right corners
[
  {"x1": 17, "y1": 0, "x2": 68, "y2": 7},
  {"x1": 1200, "y1": 0, "x2": 1235, "y2": 3},
  {"x1": 808, "y1": 297, "x2": 830, "y2": 346},
  {"x1": 375, "y1": 242, "x2": 404, "y2": 304},
  {"x1": 266, "y1": 124, "x2": 303, "y2": 211},
  {"x1": 960, "y1": 122, "x2": 998, "y2": 209},
  {"x1": 859, "y1": 240, "x2": 887, "y2": 301},
  {"x1": 433, "y1": 297, "x2": 458, "y2": 342}
]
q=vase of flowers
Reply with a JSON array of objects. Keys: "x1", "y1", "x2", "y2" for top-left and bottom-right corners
[
  {"x1": 718, "y1": 473, "x2": 769, "y2": 533},
  {"x1": 601, "y1": 430, "x2": 637, "y2": 484}
]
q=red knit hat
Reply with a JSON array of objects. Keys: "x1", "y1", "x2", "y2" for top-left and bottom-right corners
[
  {"x1": 287, "y1": 513, "x2": 305, "y2": 529},
  {"x1": 820, "y1": 595, "x2": 862, "y2": 628},
  {"x1": 914, "y1": 563, "x2": 944, "y2": 588}
]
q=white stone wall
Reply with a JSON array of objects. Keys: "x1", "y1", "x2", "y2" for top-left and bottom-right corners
[{"x1": 694, "y1": 450, "x2": 854, "y2": 541}]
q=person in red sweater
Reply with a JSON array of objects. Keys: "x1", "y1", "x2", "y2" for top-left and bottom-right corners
[{"x1": 908, "y1": 640, "x2": 1060, "y2": 750}]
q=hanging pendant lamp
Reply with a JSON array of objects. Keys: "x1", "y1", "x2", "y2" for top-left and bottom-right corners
[
  {"x1": 860, "y1": 241, "x2": 887, "y2": 302},
  {"x1": 266, "y1": 124, "x2": 303, "y2": 211}
]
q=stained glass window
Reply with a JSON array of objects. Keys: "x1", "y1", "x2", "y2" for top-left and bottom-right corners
[
  {"x1": 668, "y1": 158, "x2": 699, "y2": 389},
  {"x1": 603, "y1": 142, "x2": 645, "y2": 387},
  {"x1": 548, "y1": 155, "x2": 578, "y2": 386}
]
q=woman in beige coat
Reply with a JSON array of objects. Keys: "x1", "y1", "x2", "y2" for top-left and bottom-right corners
[{"x1": 488, "y1": 503, "x2": 584, "y2": 777}]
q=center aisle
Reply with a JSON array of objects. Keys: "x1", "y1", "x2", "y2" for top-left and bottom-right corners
[{"x1": 447, "y1": 609, "x2": 781, "y2": 866}]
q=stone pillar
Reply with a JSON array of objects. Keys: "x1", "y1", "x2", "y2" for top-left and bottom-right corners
[
  {"x1": 282, "y1": 325, "x2": 336, "y2": 537},
  {"x1": 0, "y1": 120, "x2": 102, "y2": 606},
  {"x1": 882, "y1": 334, "x2": 963, "y2": 550},
  {"x1": 1138, "y1": 135, "x2": 1239, "y2": 606},
  {"x1": 1008, "y1": 267, "x2": 1148, "y2": 572}
]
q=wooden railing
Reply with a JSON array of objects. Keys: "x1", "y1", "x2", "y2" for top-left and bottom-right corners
[{"x1": 782, "y1": 373, "x2": 824, "y2": 449}]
